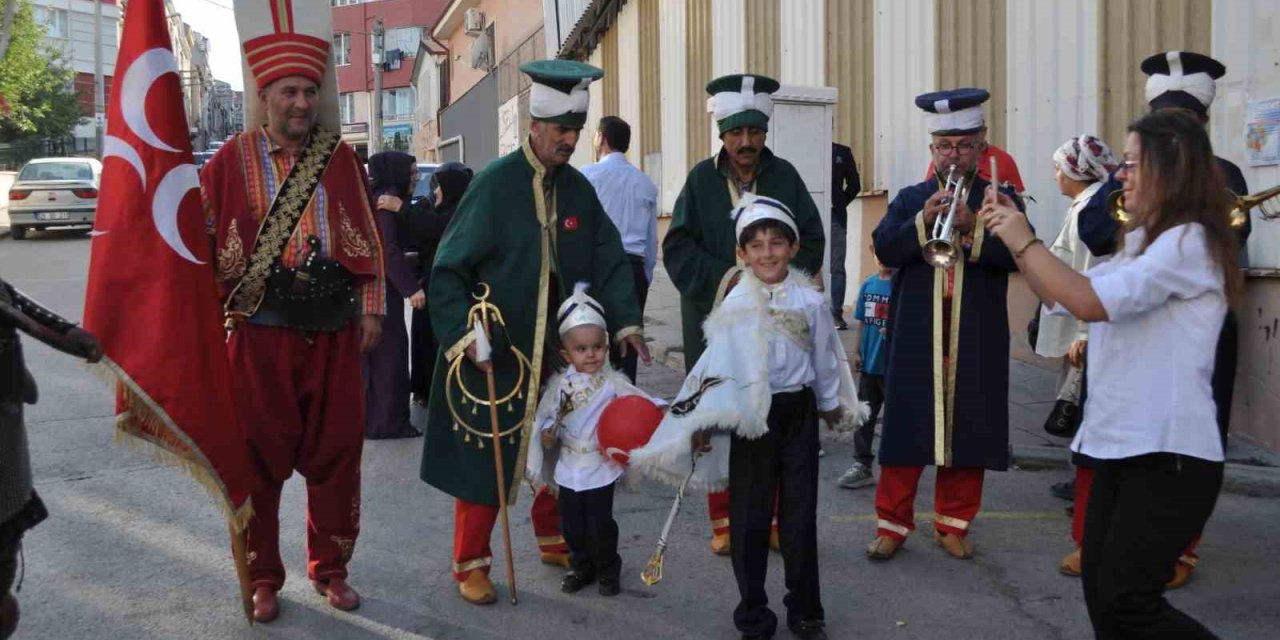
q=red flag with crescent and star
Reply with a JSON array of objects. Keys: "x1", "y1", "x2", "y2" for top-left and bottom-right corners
[{"x1": 82, "y1": 0, "x2": 256, "y2": 616}]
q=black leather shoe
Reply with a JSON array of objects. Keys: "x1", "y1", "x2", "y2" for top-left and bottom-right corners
[
  {"x1": 560, "y1": 571, "x2": 596, "y2": 593},
  {"x1": 741, "y1": 634, "x2": 773, "y2": 640},
  {"x1": 790, "y1": 620, "x2": 827, "y2": 640},
  {"x1": 1050, "y1": 479, "x2": 1076, "y2": 502},
  {"x1": 833, "y1": 316, "x2": 849, "y2": 331},
  {"x1": 598, "y1": 579, "x2": 620, "y2": 597}
]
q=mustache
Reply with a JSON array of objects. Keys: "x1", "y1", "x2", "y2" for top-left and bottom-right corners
[
  {"x1": 736, "y1": 146, "x2": 758, "y2": 155},
  {"x1": 556, "y1": 145, "x2": 575, "y2": 154}
]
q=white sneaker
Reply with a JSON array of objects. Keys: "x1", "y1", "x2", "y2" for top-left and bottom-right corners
[{"x1": 837, "y1": 462, "x2": 875, "y2": 489}]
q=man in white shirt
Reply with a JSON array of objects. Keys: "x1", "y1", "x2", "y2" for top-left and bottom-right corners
[{"x1": 581, "y1": 116, "x2": 659, "y2": 383}]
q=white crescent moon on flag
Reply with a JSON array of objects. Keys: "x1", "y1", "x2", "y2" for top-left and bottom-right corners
[
  {"x1": 119, "y1": 48, "x2": 181, "y2": 153},
  {"x1": 102, "y1": 135, "x2": 146, "y2": 190},
  {"x1": 152, "y1": 164, "x2": 205, "y2": 264}
]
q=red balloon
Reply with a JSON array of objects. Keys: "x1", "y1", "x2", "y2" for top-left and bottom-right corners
[{"x1": 597, "y1": 395, "x2": 663, "y2": 465}]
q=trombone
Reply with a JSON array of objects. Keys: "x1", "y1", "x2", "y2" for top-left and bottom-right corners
[
  {"x1": 1109, "y1": 185, "x2": 1280, "y2": 228},
  {"x1": 924, "y1": 164, "x2": 970, "y2": 269}
]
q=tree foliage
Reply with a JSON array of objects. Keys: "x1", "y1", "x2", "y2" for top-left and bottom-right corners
[{"x1": 0, "y1": 0, "x2": 84, "y2": 141}]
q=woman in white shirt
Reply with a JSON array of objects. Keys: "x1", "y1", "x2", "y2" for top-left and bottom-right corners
[{"x1": 980, "y1": 109, "x2": 1241, "y2": 639}]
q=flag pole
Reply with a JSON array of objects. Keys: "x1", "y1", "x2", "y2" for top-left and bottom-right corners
[{"x1": 228, "y1": 523, "x2": 254, "y2": 623}]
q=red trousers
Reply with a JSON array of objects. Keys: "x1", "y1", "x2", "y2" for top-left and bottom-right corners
[
  {"x1": 1071, "y1": 466, "x2": 1199, "y2": 562},
  {"x1": 875, "y1": 465, "x2": 984, "y2": 541},
  {"x1": 453, "y1": 486, "x2": 568, "y2": 581},
  {"x1": 228, "y1": 323, "x2": 365, "y2": 590},
  {"x1": 708, "y1": 490, "x2": 778, "y2": 536}
]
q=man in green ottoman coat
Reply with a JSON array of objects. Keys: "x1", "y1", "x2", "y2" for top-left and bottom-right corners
[{"x1": 420, "y1": 59, "x2": 649, "y2": 605}]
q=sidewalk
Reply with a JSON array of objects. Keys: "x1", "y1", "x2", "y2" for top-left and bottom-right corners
[{"x1": 641, "y1": 262, "x2": 1279, "y2": 487}]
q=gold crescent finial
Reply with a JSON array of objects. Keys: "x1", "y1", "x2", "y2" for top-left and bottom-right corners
[{"x1": 472, "y1": 283, "x2": 491, "y2": 302}]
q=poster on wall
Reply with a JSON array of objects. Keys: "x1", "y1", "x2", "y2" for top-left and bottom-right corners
[
  {"x1": 383, "y1": 123, "x2": 413, "y2": 152},
  {"x1": 1245, "y1": 97, "x2": 1280, "y2": 167},
  {"x1": 498, "y1": 95, "x2": 520, "y2": 156}
]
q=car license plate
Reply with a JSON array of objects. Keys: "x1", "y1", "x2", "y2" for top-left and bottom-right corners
[{"x1": 37, "y1": 212, "x2": 69, "y2": 221}]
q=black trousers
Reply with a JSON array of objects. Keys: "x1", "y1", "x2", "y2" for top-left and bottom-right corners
[
  {"x1": 558, "y1": 483, "x2": 621, "y2": 583},
  {"x1": 609, "y1": 255, "x2": 649, "y2": 383},
  {"x1": 730, "y1": 389, "x2": 824, "y2": 637},
  {"x1": 853, "y1": 373, "x2": 885, "y2": 465},
  {"x1": 1081, "y1": 453, "x2": 1223, "y2": 639}
]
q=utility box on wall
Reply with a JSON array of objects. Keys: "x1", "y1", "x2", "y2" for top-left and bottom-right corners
[{"x1": 708, "y1": 85, "x2": 838, "y2": 289}]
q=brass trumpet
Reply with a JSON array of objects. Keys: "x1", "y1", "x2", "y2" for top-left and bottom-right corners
[
  {"x1": 1110, "y1": 185, "x2": 1280, "y2": 228},
  {"x1": 1230, "y1": 184, "x2": 1280, "y2": 225},
  {"x1": 924, "y1": 164, "x2": 970, "y2": 269}
]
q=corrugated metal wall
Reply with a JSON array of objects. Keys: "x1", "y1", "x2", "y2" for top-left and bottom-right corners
[
  {"x1": 781, "y1": 0, "x2": 826, "y2": 86},
  {"x1": 639, "y1": 0, "x2": 661, "y2": 159},
  {"x1": 1006, "y1": 0, "x2": 1099, "y2": 235},
  {"x1": 659, "y1": 0, "x2": 688, "y2": 211},
  {"x1": 934, "y1": 0, "x2": 1008, "y2": 147},
  {"x1": 744, "y1": 0, "x2": 780, "y2": 77},
  {"x1": 827, "y1": 0, "x2": 875, "y2": 191},
  {"x1": 1212, "y1": 0, "x2": 1280, "y2": 269},
  {"x1": 686, "y1": 0, "x2": 713, "y2": 164},
  {"x1": 617, "y1": 0, "x2": 642, "y2": 164},
  {"x1": 602, "y1": 25, "x2": 620, "y2": 118},
  {"x1": 1098, "y1": 0, "x2": 1211, "y2": 151},
  {"x1": 874, "y1": 0, "x2": 935, "y2": 194}
]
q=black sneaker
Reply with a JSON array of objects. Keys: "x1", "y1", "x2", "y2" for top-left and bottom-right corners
[
  {"x1": 833, "y1": 316, "x2": 849, "y2": 331},
  {"x1": 560, "y1": 571, "x2": 596, "y2": 593},
  {"x1": 598, "y1": 579, "x2": 620, "y2": 597},
  {"x1": 790, "y1": 620, "x2": 827, "y2": 640}
]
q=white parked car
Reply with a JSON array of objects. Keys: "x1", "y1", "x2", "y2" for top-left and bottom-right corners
[{"x1": 7, "y1": 157, "x2": 103, "y2": 240}]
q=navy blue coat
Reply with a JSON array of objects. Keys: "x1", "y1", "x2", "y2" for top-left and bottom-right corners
[
  {"x1": 1077, "y1": 156, "x2": 1250, "y2": 259},
  {"x1": 872, "y1": 177, "x2": 1021, "y2": 470}
]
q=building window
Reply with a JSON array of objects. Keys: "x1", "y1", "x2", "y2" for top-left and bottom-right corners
[
  {"x1": 330, "y1": 0, "x2": 360, "y2": 5},
  {"x1": 333, "y1": 33, "x2": 352, "y2": 66},
  {"x1": 34, "y1": 6, "x2": 69, "y2": 39},
  {"x1": 386, "y1": 27, "x2": 424, "y2": 55},
  {"x1": 339, "y1": 93, "x2": 357, "y2": 124},
  {"x1": 382, "y1": 88, "x2": 415, "y2": 120}
]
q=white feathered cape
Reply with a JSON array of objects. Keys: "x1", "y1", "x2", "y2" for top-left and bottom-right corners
[{"x1": 628, "y1": 269, "x2": 868, "y2": 492}]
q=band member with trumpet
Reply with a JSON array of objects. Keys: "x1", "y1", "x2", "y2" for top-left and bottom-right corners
[
  {"x1": 1074, "y1": 51, "x2": 1249, "y2": 588},
  {"x1": 420, "y1": 60, "x2": 648, "y2": 605},
  {"x1": 867, "y1": 88, "x2": 1023, "y2": 562}
]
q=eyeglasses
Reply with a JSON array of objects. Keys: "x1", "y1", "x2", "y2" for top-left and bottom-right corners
[
  {"x1": 934, "y1": 142, "x2": 980, "y2": 155},
  {"x1": 1118, "y1": 160, "x2": 1139, "y2": 173}
]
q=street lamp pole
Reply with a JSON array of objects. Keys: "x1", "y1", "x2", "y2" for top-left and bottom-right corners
[{"x1": 370, "y1": 18, "x2": 384, "y2": 155}]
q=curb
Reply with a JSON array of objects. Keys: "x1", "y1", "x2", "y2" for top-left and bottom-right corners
[{"x1": 1013, "y1": 444, "x2": 1280, "y2": 497}]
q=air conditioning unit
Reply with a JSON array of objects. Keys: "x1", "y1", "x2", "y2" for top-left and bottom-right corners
[
  {"x1": 464, "y1": 8, "x2": 485, "y2": 36},
  {"x1": 469, "y1": 30, "x2": 492, "y2": 70}
]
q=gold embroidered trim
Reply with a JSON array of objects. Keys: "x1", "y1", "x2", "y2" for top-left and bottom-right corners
[
  {"x1": 224, "y1": 126, "x2": 340, "y2": 321},
  {"x1": 217, "y1": 219, "x2": 247, "y2": 281},
  {"x1": 944, "y1": 261, "x2": 966, "y2": 466},
  {"x1": 877, "y1": 518, "x2": 912, "y2": 536},
  {"x1": 969, "y1": 211, "x2": 986, "y2": 262},
  {"x1": 563, "y1": 373, "x2": 608, "y2": 413},
  {"x1": 339, "y1": 202, "x2": 373, "y2": 258},
  {"x1": 931, "y1": 266, "x2": 946, "y2": 465},
  {"x1": 935, "y1": 514, "x2": 970, "y2": 531},
  {"x1": 769, "y1": 307, "x2": 812, "y2": 351},
  {"x1": 453, "y1": 557, "x2": 492, "y2": 573},
  {"x1": 711, "y1": 517, "x2": 730, "y2": 529},
  {"x1": 329, "y1": 535, "x2": 355, "y2": 562},
  {"x1": 714, "y1": 266, "x2": 743, "y2": 305},
  {"x1": 614, "y1": 325, "x2": 643, "y2": 343},
  {"x1": 536, "y1": 535, "x2": 566, "y2": 546},
  {"x1": 507, "y1": 137, "x2": 555, "y2": 507},
  {"x1": 445, "y1": 329, "x2": 477, "y2": 362}
]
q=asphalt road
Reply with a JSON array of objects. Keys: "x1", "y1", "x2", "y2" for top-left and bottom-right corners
[{"x1": 4, "y1": 231, "x2": 1280, "y2": 639}]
